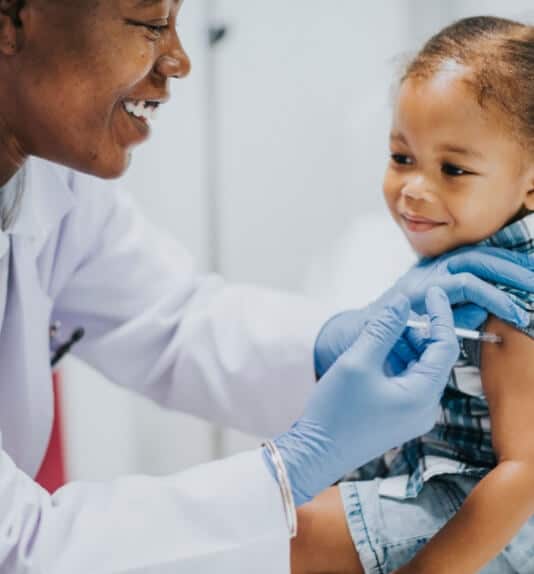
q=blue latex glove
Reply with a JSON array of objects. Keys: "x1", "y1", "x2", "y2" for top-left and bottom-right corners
[
  {"x1": 315, "y1": 246, "x2": 534, "y2": 378},
  {"x1": 264, "y1": 287, "x2": 459, "y2": 507},
  {"x1": 391, "y1": 245, "x2": 533, "y2": 326}
]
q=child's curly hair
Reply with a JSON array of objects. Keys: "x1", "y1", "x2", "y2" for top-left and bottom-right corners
[{"x1": 403, "y1": 16, "x2": 534, "y2": 152}]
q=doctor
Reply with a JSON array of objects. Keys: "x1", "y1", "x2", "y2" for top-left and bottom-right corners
[{"x1": 0, "y1": 0, "x2": 532, "y2": 572}]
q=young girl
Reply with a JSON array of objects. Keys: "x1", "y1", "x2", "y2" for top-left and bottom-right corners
[{"x1": 293, "y1": 16, "x2": 534, "y2": 574}]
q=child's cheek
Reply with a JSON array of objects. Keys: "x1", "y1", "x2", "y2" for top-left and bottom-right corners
[
  {"x1": 448, "y1": 196, "x2": 506, "y2": 244},
  {"x1": 382, "y1": 171, "x2": 401, "y2": 219}
]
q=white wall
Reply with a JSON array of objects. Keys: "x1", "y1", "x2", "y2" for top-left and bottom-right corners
[
  {"x1": 212, "y1": 0, "x2": 414, "y2": 291},
  {"x1": 450, "y1": 0, "x2": 534, "y2": 21}
]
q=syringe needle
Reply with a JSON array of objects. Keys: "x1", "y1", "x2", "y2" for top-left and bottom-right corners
[{"x1": 406, "y1": 319, "x2": 502, "y2": 344}]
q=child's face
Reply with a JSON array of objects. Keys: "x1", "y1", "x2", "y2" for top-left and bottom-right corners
[{"x1": 383, "y1": 68, "x2": 534, "y2": 258}]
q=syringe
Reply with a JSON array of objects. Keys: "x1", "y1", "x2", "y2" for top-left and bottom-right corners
[{"x1": 406, "y1": 319, "x2": 502, "y2": 344}]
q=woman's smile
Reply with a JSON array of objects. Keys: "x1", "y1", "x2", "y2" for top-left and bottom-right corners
[
  {"x1": 123, "y1": 100, "x2": 161, "y2": 123},
  {"x1": 117, "y1": 99, "x2": 152, "y2": 145}
]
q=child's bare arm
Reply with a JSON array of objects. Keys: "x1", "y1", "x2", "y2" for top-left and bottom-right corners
[{"x1": 395, "y1": 316, "x2": 534, "y2": 574}]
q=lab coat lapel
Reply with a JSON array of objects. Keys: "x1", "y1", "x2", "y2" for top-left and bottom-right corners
[
  {"x1": 0, "y1": 238, "x2": 54, "y2": 476},
  {"x1": 0, "y1": 159, "x2": 74, "y2": 476},
  {"x1": 10, "y1": 158, "x2": 75, "y2": 255},
  {"x1": 0, "y1": 235, "x2": 10, "y2": 336}
]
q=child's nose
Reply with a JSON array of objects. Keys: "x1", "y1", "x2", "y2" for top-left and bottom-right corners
[{"x1": 400, "y1": 175, "x2": 436, "y2": 203}]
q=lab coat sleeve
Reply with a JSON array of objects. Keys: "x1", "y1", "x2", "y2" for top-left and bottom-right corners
[
  {"x1": 51, "y1": 174, "x2": 332, "y2": 436},
  {"x1": 0, "y1": 444, "x2": 293, "y2": 573}
]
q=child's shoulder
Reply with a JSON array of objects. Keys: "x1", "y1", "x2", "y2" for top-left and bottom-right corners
[{"x1": 462, "y1": 213, "x2": 534, "y2": 367}]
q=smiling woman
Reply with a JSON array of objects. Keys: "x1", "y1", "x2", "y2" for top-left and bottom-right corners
[{"x1": 0, "y1": 0, "x2": 189, "y2": 183}]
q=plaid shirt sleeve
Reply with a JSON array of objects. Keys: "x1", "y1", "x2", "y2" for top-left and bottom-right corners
[{"x1": 463, "y1": 213, "x2": 534, "y2": 368}]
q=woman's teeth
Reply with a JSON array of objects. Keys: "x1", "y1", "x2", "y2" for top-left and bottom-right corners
[{"x1": 123, "y1": 100, "x2": 159, "y2": 122}]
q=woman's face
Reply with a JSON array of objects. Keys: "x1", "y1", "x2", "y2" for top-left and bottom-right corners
[
  {"x1": 5, "y1": 0, "x2": 190, "y2": 178},
  {"x1": 383, "y1": 69, "x2": 534, "y2": 258}
]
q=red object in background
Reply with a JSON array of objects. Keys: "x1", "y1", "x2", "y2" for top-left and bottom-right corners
[{"x1": 35, "y1": 372, "x2": 67, "y2": 493}]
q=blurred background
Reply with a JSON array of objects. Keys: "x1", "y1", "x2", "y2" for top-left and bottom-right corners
[{"x1": 48, "y1": 0, "x2": 533, "y2": 485}]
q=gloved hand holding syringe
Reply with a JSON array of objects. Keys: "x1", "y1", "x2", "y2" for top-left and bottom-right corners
[{"x1": 406, "y1": 318, "x2": 502, "y2": 344}]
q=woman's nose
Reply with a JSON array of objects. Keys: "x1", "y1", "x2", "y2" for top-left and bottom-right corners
[{"x1": 154, "y1": 38, "x2": 191, "y2": 80}]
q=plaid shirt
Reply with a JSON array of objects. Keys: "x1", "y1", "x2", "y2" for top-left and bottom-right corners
[{"x1": 354, "y1": 213, "x2": 534, "y2": 500}]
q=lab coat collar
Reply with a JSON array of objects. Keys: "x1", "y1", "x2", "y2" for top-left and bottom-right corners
[{"x1": 8, "y1": 158, "x2": 75, "y2": 253}]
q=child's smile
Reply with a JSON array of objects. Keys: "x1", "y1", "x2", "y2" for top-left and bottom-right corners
[{"x1": 383, "y1": 67, "x2": 534, "y2": 258}]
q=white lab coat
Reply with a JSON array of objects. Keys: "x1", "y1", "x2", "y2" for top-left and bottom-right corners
[{"x1": 0, "y1": 157, "x2": 331, "y2": 573}]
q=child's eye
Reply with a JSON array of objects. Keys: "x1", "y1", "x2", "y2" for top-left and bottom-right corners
[
  {"x1": 442, "y1": 163, "x2": 470, "y2": 177},
  {"x1": 391, "y1": 153, "x2": 414, "y2": 166}
]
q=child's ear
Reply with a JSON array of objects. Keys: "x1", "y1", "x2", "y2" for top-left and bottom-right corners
[
  {"x1": 526, "y1": 189, "x2": 534, "y2": 212},
  {"x1": 524, "y1": 166, "x2": 534, "y2": 212}
]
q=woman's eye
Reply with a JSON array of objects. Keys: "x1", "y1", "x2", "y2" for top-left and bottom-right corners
[
  {"x1": 144, "y1": 23, "x2": 168, "y2": 33},
  {"x1": 442, "y1": 163, "x2": 469, "y2": 177},
  {"x1": 391, "y1": 153, "x2": 414, "y2": 166},
  {"x1": 143, "y1": 22, "x2": 169, "y2": 38},
  {"x1": 126, "y1": 20, "x2": 169, "y2": 40}
]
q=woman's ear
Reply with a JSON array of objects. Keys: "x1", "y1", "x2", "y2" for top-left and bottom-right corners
[{"x1": 0, "y1": 0, "x2": 22, "y2": 56}]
